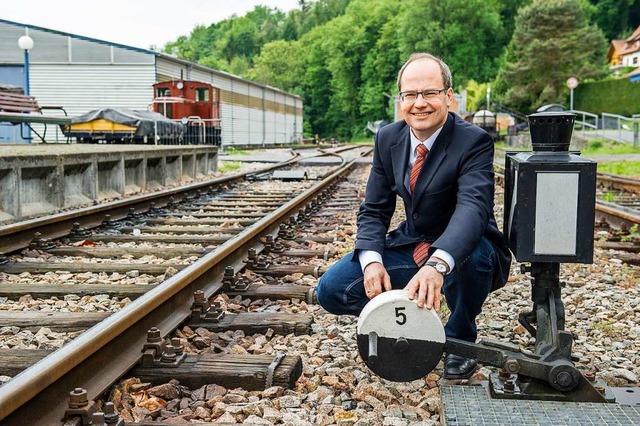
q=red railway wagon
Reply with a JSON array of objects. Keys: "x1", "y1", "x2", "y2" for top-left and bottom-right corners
[{"x1": 152, "y1": 80, "x2": 221, "y2": 145}]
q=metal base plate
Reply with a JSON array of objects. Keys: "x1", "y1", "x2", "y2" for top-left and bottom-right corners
[{"x1": 441, "y1": 384, "x2": 640, "y2": 425}]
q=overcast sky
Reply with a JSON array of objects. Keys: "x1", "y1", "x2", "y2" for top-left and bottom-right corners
[{"x1": 3, "y1": 0, "x2": 301, "y2": 50}]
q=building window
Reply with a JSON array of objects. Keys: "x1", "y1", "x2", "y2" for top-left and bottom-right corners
[
  {"x1": 196, "y1": 88, "x2": 210, "y2": 102},
  {"x1": 634, "y1": 57, "x2": 638, "y2": 65}
]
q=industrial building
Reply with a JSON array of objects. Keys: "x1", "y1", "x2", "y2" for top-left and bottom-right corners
[{"x1": 0, "y1": 18, "x2": 303, "y2": 146}]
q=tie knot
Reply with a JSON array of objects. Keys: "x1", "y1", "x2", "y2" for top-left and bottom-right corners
[{"x1": 416, "y1": 144, "x2": 429, "y2": 158}]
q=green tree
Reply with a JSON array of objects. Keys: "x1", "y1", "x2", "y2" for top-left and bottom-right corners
[
  {"x1": 248, "y1": 40, "x2": 304, "y2": 92},
  {"x1": 589, "y1": 0, "x2": 640, "y2": 39},
  {"x1": 396, "y1": 0, "x2": 507, "y2": 88},
  {"x1": 464, "y1": 80, "x2": 490, "y2": 111},
  {"x1": 494, "y1": 0, "x2": 607, "y2": 113}
]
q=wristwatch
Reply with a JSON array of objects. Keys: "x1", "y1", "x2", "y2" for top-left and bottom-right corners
[{"x1": 425, "y1": 260, "x2": 448, "y2": 276}]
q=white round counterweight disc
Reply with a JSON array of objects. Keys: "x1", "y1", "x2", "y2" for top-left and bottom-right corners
[{"x1": 356, "y1": 289, "x2": 446, "y2": 382}]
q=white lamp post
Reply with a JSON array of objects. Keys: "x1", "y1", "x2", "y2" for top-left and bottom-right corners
[{"x1": 18, "y1": 35, "x2": 34, "y2": 96}]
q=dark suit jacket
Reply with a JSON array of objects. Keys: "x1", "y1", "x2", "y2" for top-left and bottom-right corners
[{"x1": 354, "y1": 112, "x2": 511, "y2": 290}]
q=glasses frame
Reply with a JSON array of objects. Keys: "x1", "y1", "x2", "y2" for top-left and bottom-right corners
[{"x1": 399, "y1": 88, "x2": 448, "y2": 103}]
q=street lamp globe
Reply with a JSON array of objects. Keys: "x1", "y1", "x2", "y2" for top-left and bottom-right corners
[{"x1": 18, "y1": 35, "x2": 34, "y2": 51}]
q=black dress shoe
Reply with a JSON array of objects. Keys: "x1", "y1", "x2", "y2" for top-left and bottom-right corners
[{"x1": 444, "y1": 354, "x2": 477, "y2": 379}]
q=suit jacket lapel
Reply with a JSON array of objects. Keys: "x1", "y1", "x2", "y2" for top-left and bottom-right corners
[
  {"x1": 412, "y1": 114, "x2": 454, "y2": 206},
  {"x1": 390, "y1": 125, "x2": 411, "y2": 201}
]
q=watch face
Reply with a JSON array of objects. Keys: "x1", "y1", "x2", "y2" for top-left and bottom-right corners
[{"x1": 435, "y1": 263, "x2": 447, "y2": 274}]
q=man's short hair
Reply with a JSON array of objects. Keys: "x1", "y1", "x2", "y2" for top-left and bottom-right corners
[{"x1": 397, "y1": 53, "x2": 452, "y2": 91}]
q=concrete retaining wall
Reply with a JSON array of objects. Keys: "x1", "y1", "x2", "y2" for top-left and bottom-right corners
[{"x1": 0, "y1": 145, "x2": 218, "y2": 223}]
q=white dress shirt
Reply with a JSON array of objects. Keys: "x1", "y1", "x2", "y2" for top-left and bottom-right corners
[{"x1": 358, "y1": 126, "x2": 455, "y2": 273}]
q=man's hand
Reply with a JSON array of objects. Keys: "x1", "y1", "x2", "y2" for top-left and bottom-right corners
[
  {"x1": 404, "y1": 264, "x2": 444, "y2": 310},
  {"x1": 363, "y1": 262, "x2": 391, "y2": 299}
]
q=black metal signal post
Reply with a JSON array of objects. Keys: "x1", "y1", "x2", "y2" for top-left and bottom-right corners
[{"x1": 460, "y1": 111, "x2": 603, "y2": 401}]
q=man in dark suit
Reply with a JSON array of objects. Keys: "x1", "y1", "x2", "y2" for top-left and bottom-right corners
[{"x1": 316, "y1": 53, "x2": 511, "y2": 379}]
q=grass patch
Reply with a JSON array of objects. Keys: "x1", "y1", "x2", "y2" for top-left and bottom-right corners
[
  {"x1": 597, "y1": 160, "x2": 640, "y2": 177},
  {"x1": 593, "y1": 320, "x2": 623, "y2": 338},
  {"x1": 582, "y1": 138, "x2": 640, "y2": 155},
  {"x1": 601, "y1": 191, "x2": 615, "y2": 202},
  {"x1": 224, "y1": 147, "x2": 249, "y2": 155},
  {"x1": 218, "y1": 161, "x2": 242, "y2": 172}
]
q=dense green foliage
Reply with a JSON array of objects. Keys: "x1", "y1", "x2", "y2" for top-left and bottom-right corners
[
  {"x1": 575, "y1": 79, "x2": 640, "y2": 115},
  {"x1": 493, "y1": 0, "x2": 607, "y2": 114},
  {"x1": 588, "y1": 0, "x2": 640, "y2": 39},
  {"x1": 163, "y1": 0, "x2": 634, "y2": 139}
]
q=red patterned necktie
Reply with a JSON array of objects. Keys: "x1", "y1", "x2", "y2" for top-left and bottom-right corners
[{"x1": 411, "y1": 144, "x2": 431, "y2": 266}]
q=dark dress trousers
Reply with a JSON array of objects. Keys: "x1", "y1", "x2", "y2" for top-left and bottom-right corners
[{"x1": 353, "y1": 112, "x2": 511, "y2": 291}]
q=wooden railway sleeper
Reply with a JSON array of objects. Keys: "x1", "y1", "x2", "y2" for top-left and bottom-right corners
[
  {"x1": 253, "y1": 264, "x2": 322, "y2": 279},
  {"x1": 190, "y1": 290, "x2": 225, "y2": 323},
  {"x1": 140, "y1": 327, "x2": 185, "y2": 368},
  {"x1": 264, "y1": 235, "x2": 334, "y2": 260}
]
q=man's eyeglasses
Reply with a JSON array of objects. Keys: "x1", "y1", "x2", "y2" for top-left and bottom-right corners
[{"x1": 399, "y1": 89, "x2": 447, "y2": 103}]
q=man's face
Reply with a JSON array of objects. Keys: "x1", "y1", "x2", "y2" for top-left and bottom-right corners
[{"x1": 399, "y1": 58, "x2": 453, "y2": 141}]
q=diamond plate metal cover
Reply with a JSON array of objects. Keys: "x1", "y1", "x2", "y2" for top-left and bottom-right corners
[{"x1": 441, "y1": 385, "x2": 640, "y2": 425}]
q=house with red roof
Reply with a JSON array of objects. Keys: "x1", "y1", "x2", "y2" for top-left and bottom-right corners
[{"x1": 607, "y1": 25, "x2": 640, "y2": 81}]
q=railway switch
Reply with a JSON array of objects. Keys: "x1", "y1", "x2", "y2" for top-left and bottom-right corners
[{"x1": 356, "y1": 113, "x2": 617, "y2": 404}]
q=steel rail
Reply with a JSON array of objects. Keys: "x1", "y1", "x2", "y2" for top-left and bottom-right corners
[
  {"x1": 596, "y1": 200, "x2": 640, "y2": 227},
  {"x1": 0, "y1": 156, "x2": 359, "y2": 425},
  {"x1": 0, "y1": 146, "x2": 359, "y2": 255},
  {"x1": 597, "y1": 172, "x2": 640, "y2": 194}
]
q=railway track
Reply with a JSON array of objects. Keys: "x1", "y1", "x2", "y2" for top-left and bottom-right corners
[
  {"x1": 1, "y1": 147, "x2": 636, "y2": 424},
  {"x1": 0, "y1": 146, "x2": 371, "y2": 424}
]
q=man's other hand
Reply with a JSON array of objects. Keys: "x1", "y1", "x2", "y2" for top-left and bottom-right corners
[
  {"x1": 363, "y1": 262, "x2": 391, "y2": 299},
  {"x1": 404, "y1": 266, "x2": 443, "y2": 310}
]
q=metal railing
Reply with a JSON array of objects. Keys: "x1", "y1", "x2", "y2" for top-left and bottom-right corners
[
  {"x1": 171, "y1": 117, "x2": 222, "y2": 146},
  {"x1": 569, "y1": 109, "x2": 598, "y2": 132},
  {"x1": 601, "y1": 113, "x2": 640, "y2": 147}
]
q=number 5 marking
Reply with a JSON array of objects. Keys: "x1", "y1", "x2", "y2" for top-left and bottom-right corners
[{"x1": 395, "y1": 306, "x2": 406, "y2": 325}]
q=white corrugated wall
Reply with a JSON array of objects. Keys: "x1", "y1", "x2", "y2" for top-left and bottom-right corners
[
  {"x1": 249, "y1": 85, "x2": 264, "y2": 145},
  {"x1": 30, "y1": 65, "x2": 156, "y2": 115},
  {"x1": 275, "y1": 92, "x2": 286, "y2": 144},
  {"x1": 264, "y1": 89, "x2": 276, "y2": 144}
]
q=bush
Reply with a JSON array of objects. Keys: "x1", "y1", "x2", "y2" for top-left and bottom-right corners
[
  {"x1": 588, "y1": 140, "x2": 603, "y2": 150},
  {"x1": 574, "y1": 79, "x2": 640, "y2": 116}
]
